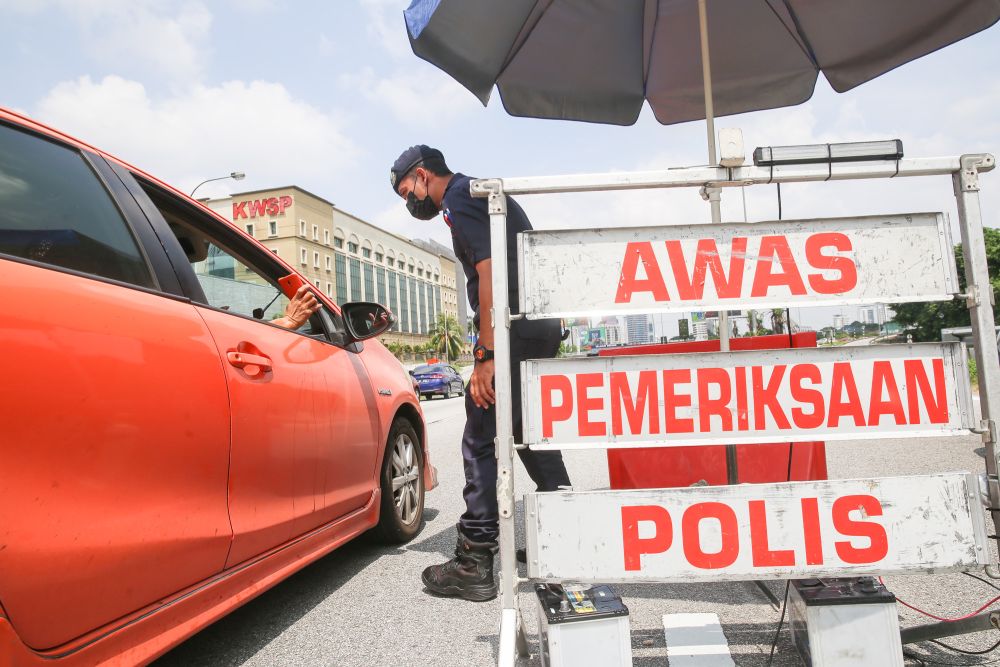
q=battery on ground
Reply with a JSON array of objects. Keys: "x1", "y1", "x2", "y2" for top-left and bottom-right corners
[
  {"x1": 534, "y1": 583, "x2": 632, "y2": 667},
  {"x1": 789, "y1": 577, "x2": 904, "y2": 667}
]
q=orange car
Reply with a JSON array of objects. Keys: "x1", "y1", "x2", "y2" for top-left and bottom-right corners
[{"x1": 0, "y1": 107, "x2": 435, "y2": 666}]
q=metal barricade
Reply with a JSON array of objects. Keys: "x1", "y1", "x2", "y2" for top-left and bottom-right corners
[{"x1": 470, "y1": 153, "x2": 998, "y2": 666}]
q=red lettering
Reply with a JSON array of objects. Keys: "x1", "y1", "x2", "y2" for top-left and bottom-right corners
[
  {"x1": 697, "y1": 368, "x2": 733, "y2": 432},
  {"x1": 751, "y1": 236, "x2": 807, "y2": 297},
  {"x1": 615, "y1": 242, "x2": 670, "y2": 303},
  {"x1": 663, "y1": 369, "x2": 694, "y2": 433},
  {"x1": 832, "y1": 495, "x2": 888, "y2": 564},
  {"x1": 905, "y1": 358, "x2": 949, "y2": 424},
  {"x1": 278, "y1": 195, "x2": 293, "y2": 213},
  {"x1": 752, "y1": 365, "x2": 791, "y2": 430},
  {"x1": 806, "y1": 232, "x2": 857, "y2": 294},
  {"x1": 827, "y1": 362, "x2": 866, "y2": 427},
  {"x1": 801, "y1": 497, "x2": 824, "y2": 565},
  {"x1": 665, "y1": 237, "x2": 746, "y2": 300},
  {"x1": 540, "y1": 375, "x2": 573, "y2": 438},
  {"x1": 735, "y1": 366, "x2": 749, "y2": 431},
  {"x1": 232, "y1": 201, "x2": 248, "y2": 219},
  {"x1": 248, "y1": 199, "x2": 268, "y2": 218},
  {"x1": 749, "y1": 500, "x2": 795, "y2": 567},
  {"x1": 611, "y1": 371, "x2": 660, "y2": 436},
  {"x1": 869, "y1": 361, "x2": 907, "y2": 426},
  {"x1": 622, "y1": 505, "x2": 672, "y2": 571},
  {"x1": 789, "y1": 363, "x2": 825, "y2": 429},
  {"x1": 682, "y1": 502, "x2": 739, "y2": 569},
  {"x1": 576, "y1": 373, "x2": 607, "y2": 437},
  {"x1": 265, "y1": 197, "x2": 280, "y2": 216}
]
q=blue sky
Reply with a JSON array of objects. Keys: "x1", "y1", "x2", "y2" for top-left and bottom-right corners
[{"x1": 3, "y1": 1, "x2": 999, "y2": 329}]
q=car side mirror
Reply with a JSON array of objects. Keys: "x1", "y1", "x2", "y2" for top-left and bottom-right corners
[{"x1": 342, "y1": 302, "x2": 395, "y2": 341}]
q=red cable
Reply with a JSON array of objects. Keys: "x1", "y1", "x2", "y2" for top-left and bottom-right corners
[{"x1": 880, "y1": 577, "x2": 1000, "y2": 622}]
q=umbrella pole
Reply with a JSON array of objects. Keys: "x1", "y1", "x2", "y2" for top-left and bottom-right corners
[{"x1": 698, "y1": 0, "x2": 738, "y2": 484}]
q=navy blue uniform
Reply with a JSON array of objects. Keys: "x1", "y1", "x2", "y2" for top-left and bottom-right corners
[{"x1": 443, "y1": 174, "x2": 571, "y2": 543}]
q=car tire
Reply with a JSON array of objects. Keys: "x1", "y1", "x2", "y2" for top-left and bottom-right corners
[
  {"x1": 444, "y1": 387, "x2": 452, "y2": 399},
  {"x1": 374, "y1": 418, "x2": 424, "y2": 544}
]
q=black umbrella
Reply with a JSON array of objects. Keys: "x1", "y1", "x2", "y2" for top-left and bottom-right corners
[{"x1": 405, "y1": 0, "x2": 1000, "y2": 127}]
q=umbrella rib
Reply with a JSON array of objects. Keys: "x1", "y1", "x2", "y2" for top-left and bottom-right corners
[
  {"x1": 494, "y1": 0, "x2": 552, "y2": 83},
  {"x1": 763, "y1": 0, "x2": 820, "y2": 70}
]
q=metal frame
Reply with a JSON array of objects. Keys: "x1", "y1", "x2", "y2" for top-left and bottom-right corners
[{"x1": 471, "y1": 153, "x2": 997, "y2": 666}]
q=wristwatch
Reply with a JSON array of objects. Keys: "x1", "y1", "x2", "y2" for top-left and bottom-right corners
[{"x1": 473, "y1": 344, "x2": 494, "y2": 363}]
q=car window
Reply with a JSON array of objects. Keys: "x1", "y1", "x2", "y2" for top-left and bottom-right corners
[
  {"x1": 136, "y1": 180, "x2": 338, "y2": 339},
  {"x1": 413, "y1": 365, "x2": 433, "y2": 374},
  {"x1": 0, "y1": 122, "x2": 154, "y2": 287}
]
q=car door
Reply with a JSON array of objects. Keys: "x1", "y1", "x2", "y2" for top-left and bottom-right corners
[
  {"x1": 122, "y1": 177, "x2": 380, "y2": 567},
  {"x1": 0, "y1": 120, "x2": 232, "y2": 650}
]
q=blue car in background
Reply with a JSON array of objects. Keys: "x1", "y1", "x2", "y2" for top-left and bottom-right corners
[{"x1": 411, "y1": 363, "x2": 465, "y2": 400}]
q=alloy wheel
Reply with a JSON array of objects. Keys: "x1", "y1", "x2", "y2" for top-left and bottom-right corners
[{"x1": 391, "y1": 432, "x2": 420, "y2": 525}]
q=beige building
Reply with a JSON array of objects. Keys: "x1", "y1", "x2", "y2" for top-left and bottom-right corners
[{"x1": 205, "y1": 186, "x2": 459, "y2": 349}]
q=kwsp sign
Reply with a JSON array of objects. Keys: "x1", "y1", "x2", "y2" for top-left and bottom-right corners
[
  {"x1": 233, "y1": 195, "x2": 293, "y2": 220},
  {"x1": 621, "y1": 495, "x2": 887, "y2": 571}
]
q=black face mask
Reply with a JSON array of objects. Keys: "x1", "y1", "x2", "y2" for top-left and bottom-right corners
[{"x1": 405, "y1": 176, "x2": 440, "y2": 220}]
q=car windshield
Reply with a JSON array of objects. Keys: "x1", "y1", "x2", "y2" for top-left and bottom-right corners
[{"x1": 413, "y1": 365, "x2": 447, "y2": 375}]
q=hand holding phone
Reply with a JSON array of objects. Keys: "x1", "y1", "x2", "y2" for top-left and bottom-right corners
[{"x1": 277, "y1": 274, "x2": 306, "y2": 299}]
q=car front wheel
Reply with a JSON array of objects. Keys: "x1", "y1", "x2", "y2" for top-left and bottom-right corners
[{"x1": 374, "y1": 418, "x2": 424, "y2": 543}]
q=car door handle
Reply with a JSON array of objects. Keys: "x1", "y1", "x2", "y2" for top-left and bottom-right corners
[{"x1": 226, "y1": 351, "x2": 272, "y2": 375}]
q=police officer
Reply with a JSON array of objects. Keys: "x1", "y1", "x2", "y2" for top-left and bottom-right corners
[{"x1": 391, "y1": 145, "x2": 571, "y2": 601}]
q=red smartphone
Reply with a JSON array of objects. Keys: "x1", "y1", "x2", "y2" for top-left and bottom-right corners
[{"x1": 277, "y1": 273, "x2": 306, "y2": 299}]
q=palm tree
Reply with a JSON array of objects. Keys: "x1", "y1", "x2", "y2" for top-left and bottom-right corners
[
  {"x1": 770, "y1": 308, "x2": 786, "y2": 335},
  {"x1": 430, "y1": 313, "x2": 463, "y2": 363}
]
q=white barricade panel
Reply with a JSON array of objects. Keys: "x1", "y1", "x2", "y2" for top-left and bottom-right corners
[
  {"x1": 522, "y1": 343, "x2": 974, "y2": 450},
  {"x1": 525, "y1": 473, "x2": 988, "y2": 583},
  {"x1": 518, "y1": 213, "x2": 958, "y2": 318}
]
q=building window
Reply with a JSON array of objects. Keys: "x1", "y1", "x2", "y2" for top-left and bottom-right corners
[
  {"x1": 409, "y1": 264, "x2": 415, "y2": 274},
  {"x1": 388, "y1": 271, "x2": 399, "y2": 331},
  {"x1": 417, "y1": 268, "x2": 424, "y2": 277},
  {"x1": 399, "y1": 274, "x2": 410, "y2": 332},
  {"x1": 398, "y1": 260, "x2": 405, "y2": 270},
  {"x1": 325, "y1": 255, "x2": 332, "y2": 271},
  {"x1": 361, "y1": 247, "x2": 371, "y2": 259},
  {"x1": 270, "y1": 247, "x2": 279, "y2": 255},
  {"x1": 269, "y1": 221, "x2": 277, "y2": 236},
  {"x1": 300, "y1": 248, "x2": 307, "y2": 265},
  {"x1": 326, "y1": 282, "x2": 332, "y2": 296},
  {"x1": 334, "y1": 237, "x2": 344, "y2": 249},
  {"x1": 245, "y1": 223, "x2": 254, "y2": 236},
  {"x1": 324, "y1": 229, "x2": 330, "y2": 245},
  {"x1": 348, "y1": 241, "x2": 359, "y2": 254},
  {"x1": 375, "y1": 252, "x2": 384, "y2": 262},
  {"x1": 299, "y1": 220, "x2": 306, "y2": 237},
  {"x1": 364, "y1": 263, "x2": 374, "y2": 301},
  {"x1": 376, "y1": 267, "x2": 387, "y2": 305},
  {"x1": 349, "y1": 258, "x2": 362, "y2": 300},
  {"x1": 311, "y1": 225, "x2": 318, "y2": 241},
  {"x1": 313, "y1": 251, "x2": 320, "y2": 268},
  {"x1": 335, "y1": 253, "x2": 347, "y2": 304}
]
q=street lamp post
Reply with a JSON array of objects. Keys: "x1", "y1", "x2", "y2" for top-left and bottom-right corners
[{"x1": 190, "y1": 171, "x2": 246, "y2": 198}]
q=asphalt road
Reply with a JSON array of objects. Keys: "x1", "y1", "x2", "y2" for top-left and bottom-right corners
[{"x1": 155, "y1": 388, "x2": 1000, "y2": 666}]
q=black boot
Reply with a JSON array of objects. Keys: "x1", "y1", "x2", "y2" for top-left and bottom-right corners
[{"x1": 421, "y1": 530, "x2": 497, "y2": 601}]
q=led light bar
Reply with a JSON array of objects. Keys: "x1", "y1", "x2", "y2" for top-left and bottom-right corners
[{"x1": 753, "y1": 140, "x2": 903, "y2": 167}]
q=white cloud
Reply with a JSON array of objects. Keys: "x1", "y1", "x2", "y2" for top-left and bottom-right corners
[
  {"x1": 34, "y1": 75, "x2": 357, "y2": 199},
  {"x1": 6, "y1": 0, "x2": 212, "y2": 82},
  {"x1": 343, "y1": 66, "x2": 482, "y2": 126},
  {"x1": 359, "y1": 0, "x2": 413, "y2": 61}
]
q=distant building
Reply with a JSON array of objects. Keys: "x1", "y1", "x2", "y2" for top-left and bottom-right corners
[
  {"x1": 411, "y1": 237, "x2": 468, "y2": 333},
  {"x1": 625, "y1": 314, "x2": 651, "y2": 344},
  {"x1": 833, "y1": 314, "x2": 845, "y2": 330},
  {"x1": 205, "y1": 186, "x2": 459, "y2": 349}
]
